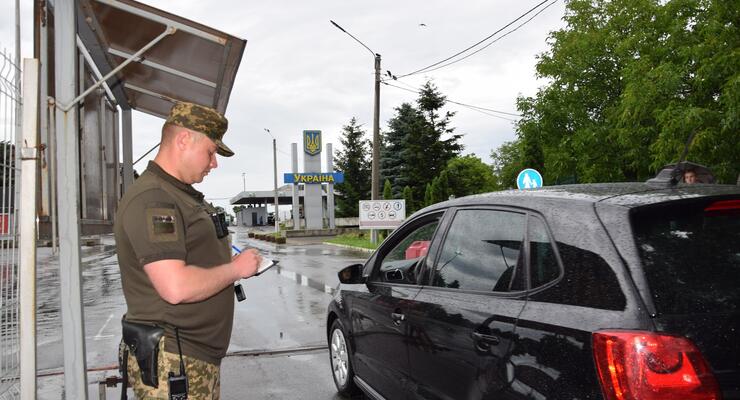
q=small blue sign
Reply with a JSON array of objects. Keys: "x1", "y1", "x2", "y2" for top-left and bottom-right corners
[
  {"x1": 284, "y1": 172, "x2": 344, "y2": 184},
  {"x1": 516, "y1": 168, "x2": 543, "y2": 190}
]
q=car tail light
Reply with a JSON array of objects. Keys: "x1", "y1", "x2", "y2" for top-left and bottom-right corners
[
  {"x1": 704, "y1": 200, "x2": 740, "y2": 213},
  {"x1": 592, "y1": 330, "x2": 721, "y2": 400}
]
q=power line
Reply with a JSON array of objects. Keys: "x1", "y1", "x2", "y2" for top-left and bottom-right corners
[
  {"x1": 396, "y1": 0, "x2": 552, "y2": 78},
  {"x1": 381, "y1": 80, "x2": 521, "y2": 117},
  {"x1": 385, "y1": 78, "x2": 522, "y2": 116},
  {"x1": 417, "y1": 0, "x2": 559, "y2": 75},
  {"x1": 382, "y1": 81, "x2": 519, "y2": 122}
]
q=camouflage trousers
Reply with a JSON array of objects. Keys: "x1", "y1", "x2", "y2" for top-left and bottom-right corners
[{"x1": 120, "y1": 339, "x2": 220, "y2": 400}]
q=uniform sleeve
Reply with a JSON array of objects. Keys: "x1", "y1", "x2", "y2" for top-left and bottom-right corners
[{"x1": 121, "y1": 189, "x2": 187, "y2": 266}]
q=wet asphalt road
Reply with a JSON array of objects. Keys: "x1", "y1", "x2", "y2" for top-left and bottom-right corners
[{"x1": 35, "y1": 227, "x2": 370, "y2": 399}]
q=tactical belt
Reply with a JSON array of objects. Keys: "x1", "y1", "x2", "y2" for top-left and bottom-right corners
[{"x1": 119, "y1": 318, "x2": 188, "y2": 399}]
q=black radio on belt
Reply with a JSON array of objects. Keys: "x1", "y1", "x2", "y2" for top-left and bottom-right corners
[{"x1": 210, "y1": 212, "x2": 229, "y2": 239}]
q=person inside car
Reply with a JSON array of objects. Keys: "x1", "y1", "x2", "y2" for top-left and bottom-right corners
[{"x1": 683, "y1": 168, "x2": 698, "y2": 184}]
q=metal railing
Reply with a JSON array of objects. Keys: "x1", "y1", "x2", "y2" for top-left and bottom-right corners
[{"x1": 0, "y1": 48, "x2": 22, "y2": 400}]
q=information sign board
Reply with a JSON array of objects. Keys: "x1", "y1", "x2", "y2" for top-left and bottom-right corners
[{"x1": 359, "y1": 200, "x2": 406, "y2": 229}]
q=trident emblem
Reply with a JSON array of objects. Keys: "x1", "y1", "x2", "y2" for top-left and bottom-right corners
[{"x1": 304, "y1": 130, "x2": 322, "y2": 156}]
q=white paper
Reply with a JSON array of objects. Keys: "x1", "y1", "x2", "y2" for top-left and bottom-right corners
[{"x1": 257, "y1": 258, "x2": 277, "y2": 275}]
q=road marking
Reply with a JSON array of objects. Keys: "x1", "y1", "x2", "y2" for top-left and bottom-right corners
[{"x1": 94, "y1": 313, "x2": 114, "y2": 340}]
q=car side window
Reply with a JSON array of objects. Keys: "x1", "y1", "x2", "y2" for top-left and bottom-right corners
[
  {"x1": 374, "y1": 217, "x2": 440, "y2": 284},
  {"x1": 431, "y1": 209, "x2": 525, "y2": 292},
  {"x1": 528, "y1": 216, "x2": 561, "y2": 288}
]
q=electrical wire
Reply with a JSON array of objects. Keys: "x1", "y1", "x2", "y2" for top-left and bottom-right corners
[
  {"x1": 382, "y1": 81, "x2": 520, "y2": 121},
  {"x1": 416, "y1": 0, "x2": 559, "y2": 75},
  {"x1": 396, "y1": 0, "x2": 553, "y2": 78}
]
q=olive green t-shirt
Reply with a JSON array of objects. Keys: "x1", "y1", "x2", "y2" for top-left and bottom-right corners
[{"x1": 114, "y1": 161, "x2": 233, "y2": 365}]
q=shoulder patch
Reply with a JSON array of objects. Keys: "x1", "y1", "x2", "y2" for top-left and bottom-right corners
[{"x1": 146, "y1": 207, "x2": 179, "y2": 242}]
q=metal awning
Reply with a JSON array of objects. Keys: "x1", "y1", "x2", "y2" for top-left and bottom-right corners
[{"x1": 77, "y1": 0, "x2": 246, "y2": 117}]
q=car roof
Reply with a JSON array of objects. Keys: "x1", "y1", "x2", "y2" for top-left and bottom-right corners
[{"x1": 419, "y1": 182, "x2": 740, "y2": 213}]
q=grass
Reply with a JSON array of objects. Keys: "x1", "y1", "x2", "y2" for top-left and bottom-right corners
[{"x1": 326, "y1": 233, "x2": 380, "y2": 250}]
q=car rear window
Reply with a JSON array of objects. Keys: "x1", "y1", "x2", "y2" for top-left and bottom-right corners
[{"x1": 632, "y1": 197, "x2": 740, "y2": 315}]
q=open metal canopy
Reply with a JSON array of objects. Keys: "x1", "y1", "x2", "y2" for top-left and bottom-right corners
[{"x1": 77, "y1": 0, "x2": 246, "y2": 117}]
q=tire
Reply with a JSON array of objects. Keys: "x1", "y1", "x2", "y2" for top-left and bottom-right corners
[{"x1": 329, "y1": 319, "x2": 361, "y2": 397}]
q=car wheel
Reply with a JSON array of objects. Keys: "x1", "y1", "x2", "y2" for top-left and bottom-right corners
[{"x1": 329, "y1": 319, "x2": 360, "y2": 397}]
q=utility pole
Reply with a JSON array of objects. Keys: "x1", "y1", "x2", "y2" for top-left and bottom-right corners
[
  {"x1": 330, "y1": 20, "x2": 382, "y2": 243},
  {"x1": 242, "y1": 172, "x2": 246, "y2": 192},
  {"x1": 370, "y1": 53, "x2": 381, "y2": 244},
  {"x1": 265, "y1": 129, "x2": 279, "y2": 234}
]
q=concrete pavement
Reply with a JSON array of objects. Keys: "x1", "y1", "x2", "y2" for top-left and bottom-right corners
[{"x1": 35, "y1": 226, "x2": 371, "y2": 399}]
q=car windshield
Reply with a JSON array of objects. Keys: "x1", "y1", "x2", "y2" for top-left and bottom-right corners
[{"x1": 632, "y1": 197, "x2": 740, "y2": 315}]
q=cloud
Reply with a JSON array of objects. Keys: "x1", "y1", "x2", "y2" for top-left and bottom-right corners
[{"x1": 5, "y1": 0, "x2": 565, "y2": 211}]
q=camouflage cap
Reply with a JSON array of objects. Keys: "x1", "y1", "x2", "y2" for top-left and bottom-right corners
[{"x1": 166, "y1": 102, "x2": 234, "y2": 157}]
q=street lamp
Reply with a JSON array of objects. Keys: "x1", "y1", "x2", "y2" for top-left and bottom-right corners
[
  {"x1": 330, "y1": 20, "x2": 382, "y2": 243},
  {"x1": 242, "y1": 172, "x2": 246, "y2": 192},
  {"x1": 264, "y1": 128, "x2": 279, "y2": 235}
]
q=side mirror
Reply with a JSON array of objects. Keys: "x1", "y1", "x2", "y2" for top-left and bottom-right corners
[{"x1": 338, "y1": 263, "x2": 365, "y2": 284}]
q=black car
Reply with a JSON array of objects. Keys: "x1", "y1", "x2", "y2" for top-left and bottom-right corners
[{"x1": 326, "y1": 182, "x2": 740, "y2": 400}]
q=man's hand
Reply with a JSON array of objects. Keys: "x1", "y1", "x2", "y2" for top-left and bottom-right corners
[
  {"x1": 144, "y1": 248, "x2": 262, "y2": 304},
  {"x1": 232, "y1": 248, "x2": 261, "y2": 279}
]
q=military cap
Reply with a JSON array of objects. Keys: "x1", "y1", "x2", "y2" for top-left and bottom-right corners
[{"x1": 166, "y1": 101, "x2": 234, "y2": 157}]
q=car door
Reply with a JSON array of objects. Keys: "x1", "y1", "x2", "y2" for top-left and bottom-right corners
[
  {"x1": 406, "y1": 207, "x2": 529, "y2": 400},
  {"x1": 350, "y1": 212, "x2": 445, "y2": 400}
]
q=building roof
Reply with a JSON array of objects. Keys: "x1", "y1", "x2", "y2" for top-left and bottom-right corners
[{"x1": 230, "y1": 185, "x2": 329, "y2": 205}]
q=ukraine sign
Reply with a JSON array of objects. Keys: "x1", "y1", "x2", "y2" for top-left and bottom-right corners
[
  {"x1": 303, "y1": 130, "x2": 322, "y2": 156},
  {"x1": 284, "y1": 173, "x2": 344, "y2": 184}
]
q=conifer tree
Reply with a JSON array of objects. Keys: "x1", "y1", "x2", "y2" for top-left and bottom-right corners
[{"x1": 334, "y1": 118, "x2": 371, "y2": 218}]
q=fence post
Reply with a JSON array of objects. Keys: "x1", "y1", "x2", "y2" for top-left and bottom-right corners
[
  {"x1": 19, "y1": 58, "x2": 39, "y2": 400},
  {"x1": 54, "y1": 0, "x2": 89, "y2": 397}
]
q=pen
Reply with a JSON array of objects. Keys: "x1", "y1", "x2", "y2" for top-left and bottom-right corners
[{"x1": 231, "y1": 245, "x2": 241, "y2": 254}]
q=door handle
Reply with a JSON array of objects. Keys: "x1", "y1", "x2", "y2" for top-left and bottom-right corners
[
  {"x1": 391, "y1": 312, "x2": 406, "y2": 325},
  {"x1": 471, "y1": 332, "x2": 500, "y2": 346}
]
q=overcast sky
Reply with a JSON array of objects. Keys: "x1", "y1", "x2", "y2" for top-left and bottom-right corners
[{"x1": 3, "y1": 0, "x2": 566, "y2": 212}]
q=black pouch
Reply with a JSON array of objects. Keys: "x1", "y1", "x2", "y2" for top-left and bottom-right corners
[{"x1": 122, "y1": 318, "x2": 165, "y2": 388}]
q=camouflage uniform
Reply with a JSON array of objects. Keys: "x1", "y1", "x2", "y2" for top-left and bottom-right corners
[
  {"x1": 115, "y1": 102, "x2": 235, "y2": 399},
  {"x1": 120, "y1": 340, "x2": 220, "y2": 400}
]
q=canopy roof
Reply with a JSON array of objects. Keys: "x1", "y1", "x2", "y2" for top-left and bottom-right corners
[{"x1": 77, "y1": 0, "x2": 246, "y2": 117}]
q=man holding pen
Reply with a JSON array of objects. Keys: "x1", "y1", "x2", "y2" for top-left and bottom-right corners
[{"x1": 115, "y1": 102, "x2": 261, "y2": 399}]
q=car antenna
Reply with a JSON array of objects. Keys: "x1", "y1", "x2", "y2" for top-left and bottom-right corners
[{"x1": 669, "y1": 129, "x2": 697, "y2": 186}]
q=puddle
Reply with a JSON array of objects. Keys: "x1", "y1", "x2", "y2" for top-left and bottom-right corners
[{"x1": 273, "y1": 266, "x2": 336, "y2": 296}]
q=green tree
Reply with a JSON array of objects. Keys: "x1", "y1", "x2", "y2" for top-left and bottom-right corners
[
  {"x1": 382, "y1": 81, "x2": 464, "y2": 203},
  {"x1": 496, "y1": 0, "x2": 740, "y2": 184},
  {"x1": 409, "y1": 81, "x2": 464, "y2": 193},
  {"x1": 423, "y1": 183, "x2": 433, "y2": 208},
  {"x1": 232, "y1": 205, "x2": 245, "y2": 215},
  {"x1": 335, "y1": 118, "x2": 371, "y2": 217},
  {"x1": 383, "y1": 179, "x2": 393, "y2": 200},
  {"x1": 403, "y1": 186, "x2": 415, "y2": 214},
  {"x1": 491, "y1": 141, "x2": 525, "y2": 190},
  {"x1": 381, "y1": 103, "x2": 422, "y2": 196},
  {"x1": 442, "y1": 155, "x2": 497, "y2": 197}
]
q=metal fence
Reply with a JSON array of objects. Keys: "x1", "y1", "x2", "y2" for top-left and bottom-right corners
[{"x1": 0, "y1": 48, "x2": 22, "y2": 400}]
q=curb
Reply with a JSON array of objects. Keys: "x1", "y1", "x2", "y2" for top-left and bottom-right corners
[{"x1": 322, "y1": 242, "x2": 375, "y2": 253}]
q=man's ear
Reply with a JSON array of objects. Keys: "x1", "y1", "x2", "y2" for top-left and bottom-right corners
[{"x1": 174, "y1": 128, "x2": 192, "y2": 151}]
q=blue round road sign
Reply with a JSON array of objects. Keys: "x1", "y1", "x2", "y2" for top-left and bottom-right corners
[{"x1": 516, "y1": 168, "x2": 543, "y2": 189}]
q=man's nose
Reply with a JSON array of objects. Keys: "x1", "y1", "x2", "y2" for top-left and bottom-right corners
[{"x1": 211, "y1": 154, "x2": 218, "y2": 169}]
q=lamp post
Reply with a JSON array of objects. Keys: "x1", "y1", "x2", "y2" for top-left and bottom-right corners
[
  {"x1": 330, "y1": 20, "x2": 381, "y2": 244},
  {"x1": 241, "y1": 172, "x2": 246, "y2": 192},
  {"x1": 264, "y1": 128, "x2": 279, "y2": 234}
]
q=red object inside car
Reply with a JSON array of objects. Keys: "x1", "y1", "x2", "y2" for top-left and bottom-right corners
[{"x1": 405, "y1": 241, "x2": 430, "y2": 260}]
